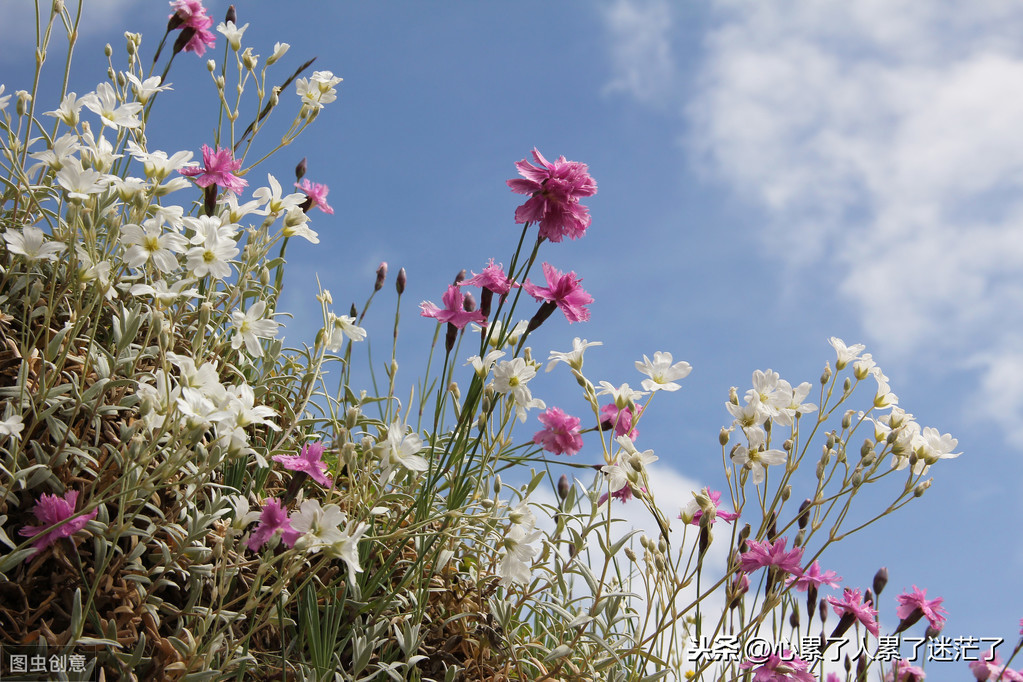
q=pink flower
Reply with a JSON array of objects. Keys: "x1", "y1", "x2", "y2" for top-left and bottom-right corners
[
  {"x1": 827, "y1": 588, "x2": 880, "y2": 636},
  {"x1": 18, "y1": 490, "x2": 98, "y2": 560},
  {"x1": 463, "y1": 259, "x2": 515, "y2": 296},
  {"x1": 600, "y1": 403, "x2": 641, "y2": 440},
  {"x1": 272, "y1": 442, "x2": 333, "y2": 488},
  {"x1": 739, "y1": 537, "x2": 804, "y2": 574},
  {"x1": 739, "y1": 650, "x2": 816, "y2": 682},
  {"x1": 295, "y1": 179, "x2": 334, "y2": 214},
  {"x1": 787, "y1": 560, "x2": 842, "y2": 592},
  {"x1": 247, "y1": 498, "x2": 301, "y2": 551},
  {"x1": 970, "y1": 650, "x2": 1023, "y2": 682},
  {"x1": 523, "y1": 263, "x2": 593, "y2": 324},
  {"x1": 896, "y1": 585, "x2": 948, "y2": 630},
  {"x1": 507, "y1": 148, "x2": 597, "y2": 242},
  {"x1": 598, "y1": 485, "x2": 643, "y2": 506},
  {"x1": 420, "y1": 284, "x2": 487, "y2": 329},
  {"x1": 180, "y1": 144, "x2": 247, "y2": 194},
  {"x1": 532, "y1": 407, "x2": 584, "y2": 455},
  {"x1": 681, "y1": 488, "x2": 740, "y2": 526},
  {"x1": 885, "y1": 659, "x2": 926, "y2": 682},
  {"x1": 168, "y1": 0, "x2": 216, "y2": 56}
]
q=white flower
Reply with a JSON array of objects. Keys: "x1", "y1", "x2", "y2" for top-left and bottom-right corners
[
  {"x1": 546, "y1": 337, "x2": 601, "y2": 372},
  {"x1": 230, "y1": 300, "x2": 279, "y2": 358},
  {"x1": 635, "y1": 351, "x2": 691, "y2": 392},
  {"x1": 220, "y1": 383, "x2": 279, "y2": 432},
  {"x1": 375, "y1": 421, "x2": 428, "y2": 486},
  {"x1": 829, "y1": 337, "x2": 866, "y2": 370},
  {"x1": 0, "y1": 85, "x2": 11, "y2": 112},
  {"x1": 267, "y1": 42, "x2": 290, "y2": 65},
  {"x1": 499, "y1": 523, "x2": 542, "y2": 587},
  {"x1": 216, "y1": 20, "x2": 249, "y2": 51},
  {"x1": 282, "y1": 207, "x2": 319, "y2": 243},
  {"x1": 28, "y1": 133, "x2": 81, "y2": 172},
  {"x1": 602, "y1": 435, "x2": 658, "y2": 491},
  {"x1": 773, "y1": 380, "x2": 817, "y2": 427},
  {"x1": 465, "y1": 349, "x2": 505, "y2": 378},
  {"x1": 324, "y1": 521, "x2": 369, "y2": 582},
  {"x1": 126, "y1": 73, "x2": 171, "y2": 104},
  {"x1": 596, "y1": 381, "x2": 647, "y2": 408},
  {"x1": 296, "y1": 70, "x2": 342, "y2": 111},
  {"x1": 253, "y1": 174, "x2": 303, "y2": 215},
  {"x1": 81, "y1": 82, "x2": 142, "y2": 129},
  {"x1": 185, "y1": 231, "x2": 238, "y2": 280},
  {"x1": 730, "y1": 429, "x2": 787, "y2": 485},
  {"x1": 493, "y1": 357, "x2": 546, "y2": 422},
  {"x1": 129, "y1": 278, "x2": 200, "y2": 306},
  {"x1": 80, "y1": 129, "x2": 121, "y2": 173},
  {"x1": 913, "y1": 427, "x2": 961, "y2": 468},
  {"x1": 745, "y1": 369, "x2": 786, "y2": 418},
  {"x1": 4, "y1": 226, "x2": 65, "y2": 262},
  {"x1": 290, "y1": 500, "x2": 347, "y2": 554},
  {"x1": 220, "y1": 193, "x2": 263, "y2": 224},
  {"x1": 44, "y1": 91, "x2": 85, "y2": 126},
  {"x1": 56, "y1": 160, "x2": 109, "y2": 200},
  {"x1": 0, "y1": 414, "x2": 24, "y2": 440},
  {"x1": 507, "y1": 500, "x2": 536, "y2": 532},
  {"x1": 325, "y1": 314, "x2": 367, "y2": 351},
  {"x1": 120, "y1": 219, "x2": 188, "y2": 272},
  {"x1": 127, "y1": 143, "x2": 194, "y2": 182},
  {"x1": 726, "y1": 395, "x2": 767, "y2": 430}
]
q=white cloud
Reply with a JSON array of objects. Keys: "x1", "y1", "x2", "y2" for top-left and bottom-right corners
[
  {"x1": 685, "y1": 1, "x2": 1023, "y2": 444},
  {"x1": 600, "y1": 0, "x2": 676, "y2": 105}
]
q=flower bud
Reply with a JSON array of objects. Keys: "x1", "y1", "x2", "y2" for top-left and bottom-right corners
[
  {"x1": 558, "y1": 474, "x2": 570, "y2": 501},
  {"x1": 241, "y1": 47, "x2": 258, "y2": 70},
  {"x1": 226, "y1": 5, "x2": 237, "y2": 23},
  {"x1": 719, "y1": 427, "x2": 730, "y2": 446},
  {"x1": 396, "y1": 267, "x2": 407, "y2": 295},
  {"x1": 493, "y1": 475, "x2": 501, "y2": 494},
  {"x1": 374, "y1": 262, "x2": 387, "y2": 291},
  {"x1": 842, "y1": 409, "x2": 854, "y2": 429},
  {"x1": 105, "y1": 43, "x2": 113, "y2": 57},
  {"x1": 207, "y1": 59, "x2": 216, "y2": 72},
  {"x1": 728, "y1": 386, "x2": 739, "y2": 405},
  {"x1": 797, "y1": 499, "x2": 812, "y2": 529},
  {"x1": 820, "y1": 362, "x2": 832, "y2": 385},
  {"x1": 789, "y1": 607, "x2": 799, "y2": 629},
  {"x1": 15, "y1": 90, "x2": 31, "y2": 116},
  {"x1": 914, "y1": 479, "x2": 932, "y2": 497},
  {"x1": 453, "y1": 269, "x2": 466, "y2": 285},
  {"x1": 624, "y1": 546, "x2": 637, "y2": 562},
  {"x1": 295, "y1": 157, "x2": 307, "y2": 181},
  {"x1": 843, "y1": 377, "x2": 852, "y2": 393},
  {"x1": 872, "y1": 566, "x2": 888, "y2": 597},
  {"x1": 345, "y1": 406, "x2": 360, "y2": 430}
]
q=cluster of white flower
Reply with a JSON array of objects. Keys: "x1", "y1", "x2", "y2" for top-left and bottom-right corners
[
  {"x1": 138, "y1": 353, "x2": 281, "y2": 464},
  {"x1": 295, "y1": 70, "x2": 343, "y2": 113},
  {"x1": 289, "y1": 499, "x2": 368, "y2": 581},
  {"x1": 726, "y1": 366, "x2": 819, "y2": 485},
  {"x1": 498, "y1": 499, "x2": 541, "y2": 587}
]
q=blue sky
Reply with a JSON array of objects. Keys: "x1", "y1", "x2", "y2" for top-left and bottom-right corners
[{"x1": 3, "y1": 0, "x2": 1021, "y2": 665}]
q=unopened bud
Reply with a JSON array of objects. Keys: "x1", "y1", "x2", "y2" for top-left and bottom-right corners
[
  {"x1": 225, "y1": 5, "x2": 237, "y2": 23},
  {"x1": 104, "y1": 43, "x2": 112, "y2": 57},
  {"x1": 345, "y1": 407, "x2": 360, "y2": 430},
  {"x1": 207, "y1": 59, "x2": 216, "y2": 72},
  {"x1": 872, "y1": 567, "x2": 888, "y2": 597},
  {"x1": 842, "y1": 409, "x2": 854, "y2": 429},
  {"x1": 719, "y1": 428, "x2": 730, "y2": 446},
  {"x1": 913, "y1": 479, "x2": 932, "y2": 497},
  {"x1": 797, "y1": 499, "x2": 812, "y2": 529},
  {"x1": 728, "y1": 386, "x2": 738, "y2": 405},
  {"x1": 295, "y1": 157, "x2": 307, "y2": 181},
  {"x1": 462, "y1": 292, "x2": 476, "y2": 312},
  {"x1": 843, "y1": 377, "x2": 852, "y2": 393},
  {"x1": 350, "y1": 303, "x2": 357, "y2": 318},
  {"x1": 453, "y1": 269, "x2": 466, "y2": 285},
  {"x1": 448, "y1": 381, "x2": 460, "y2": 400},
  {"x1": 493, "y1": 476, "x2": 501, "y2": 494},
  {"x1": 241, "y1": 47, "x2": 258, "y2": 70},
  {"x1": 396, "y1": 267, "x2": 407, "y2": 295},
  {"x1": 374, "y1": 262, "x2": 387, "y2": 291},
  {"x1": 624, "y1": 547, "x2": 637, "y2": 562},
  {"x1": 781, "y1": 484, "x2": 791, "y2": 501},
  {"x1": 821, "y1": 363, "x2": 832, "y2": 385},
  {"x1": 558, "y1": 474, "x2": 570, "y2": 501},
  {"x1": 789, "y1": 607, "x2": 799, "y2": 629}
]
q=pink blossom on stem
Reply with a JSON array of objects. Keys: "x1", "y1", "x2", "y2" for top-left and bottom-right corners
[
  {"x1": 739, "y1": 650, "x2": 816, "y2": 682},
  {"x1": 463, "y1": 259, "x2": 515, "y2": 296},
  {"x1": 600, "y1": 402, "x2": 641, "y2": 440},
  {"x1": 168, "y1": 0, "x2": 216, "y2": 55},
  {"x1": 272, "y1": 442, "x2": 333, "y2": 488},
  {"x1": 885, "y1": 659, "x2": 926, "y2": 682},
  {"x1": 295, "y1": 178, "x2": 334, "y2": 214},
  {"x1": 827, "y1": 588, "x2": 880, "y2": 636},
  {"x1": 532, "y1": 407, "x2": 584, "y2": 455},
  {"x1": 739, "y1": 537, "x2": 804, "y2": 574},
  {"x1": 247, "y1": 498, "x2": 301, "y2": 551},
  {"x1": 787, "y1": 560, "x2": 841, "y2": 592},
  {"x1": 180, "y1": 144, "x2": 247, "y2": 194},
  {"x1": 420, "y1": 284, "x2": 487, "y2": 329},
  {"x1": 895, "y1": 585, "x2": 948, "y2": 631},
  {"x1": 681, "y1": 488, "x2": 740, "y2": 526},
  {"x1": 523, "y1": 262, "x2": 592, "y2": 325},
  {"x1": 507, "y1": 148, "x2": 596, "y2": 242},
  {"x1": 598, "y1": 485, "x2": 643, "y2": 506},
  {"x1": 18, "y1": 491, "x2": 98, "y2": 561}
]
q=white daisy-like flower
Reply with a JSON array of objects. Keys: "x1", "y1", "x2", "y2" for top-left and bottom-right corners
[
  {"x1": 545, "y1": 337, "x2": 602, "y2": 372},
  {"x1": 81, "y1": 82, "x2": 142, "y2": 129},
  {"x1": 230, "y1": 300, "x2": 279, "y2": 358},
  {"x1": 325, "y1": 313, "x2": 367, "y2": 351},
  {"x1": 635, "y1": 351, "x2": 692, "y2": 392},
  {"x1": 375, "y1": 420, "x2": 428, "y2": 486},
  {"x1": 4, "y1": 226, "x2": 65, "y2": 262}
]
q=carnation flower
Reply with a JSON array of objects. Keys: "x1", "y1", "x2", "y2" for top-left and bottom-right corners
[
  {"x1": 19, "y1": 491, "x2": 98, "y2": 560},
  {"x1": 787, "y1": 560, "x2": 841, "y2": 592},
  {"x1": 295, "y1": 178, "x2": 334, "y2": 214},
  {"x1": 739, "y1": 650, "x2": 816, "y2": 682},
  {"x1": 179, "y1": 144, "x2": 247, "y2": 194},
  {"x1": 739, "y1": 537, "x2": 804, "y2": 574},
  {"x1": 532, "y1": 407, "x2": 583, "y2": 456},
  {"x1": 827, "y1": 588, "x2": 879, "y2": 637},
  {"x1": 895, "y1": 585, "x2": 948, "y2": 631},
  {"x1": 420, "y1": 284, "x2": 486, "y2": 329},
  {"x1": 507, "y1": 148, "x2": 596, "y2": 242},
  {"x1": 272, "y1": 442, "x2": 333, "y2": 488},
  {"x1": 600, "y1": 402, "x2": 642, "y2": 440},
  {"x1": 247, "y1": 498, "x2": 301, "y2": 551},
  {"x1": 522, "y1": 262, "x2": 593, "y2": 327}
]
